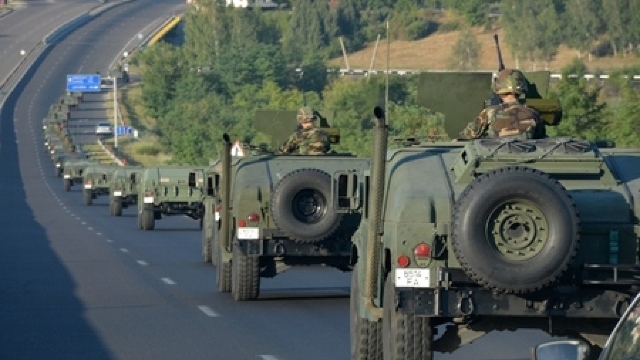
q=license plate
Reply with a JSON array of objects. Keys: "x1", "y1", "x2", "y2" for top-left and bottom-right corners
[
  {"x1": 214, "y1": 212, "x2": 220, "y2": 221},
  {"x1": 113, "y1": 191, "x2": 122, "y2": 197},
  {"x1": 143, "y1": 196, "x2": 154, "y2": 204},
  {"x1": 84, "y1": 184, "x2": 92, "y2": 189},
  {"x1": 64, "y1": 175, "x2": 71, "y2": 179},
  {"x1": 237, "y1": 227, "x2": 259, "y2": 240},
  {"x1": 395, "y1": 268, "x2": 430, "y2": 288}
]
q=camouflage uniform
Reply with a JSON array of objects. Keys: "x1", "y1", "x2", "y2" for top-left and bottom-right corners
[
  {"x1": 278, "y1": 107, "x2": 331, "y2": 155},
  {"x1": 459, "y1": 69, "x2": 545, "y2": 140}
]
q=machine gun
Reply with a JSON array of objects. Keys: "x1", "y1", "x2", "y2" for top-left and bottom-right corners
[{"x1": 485, "y1": 34, "x2": 506, "y2": 108}]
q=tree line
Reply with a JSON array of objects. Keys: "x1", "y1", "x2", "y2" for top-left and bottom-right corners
[{"x1": 127, "y1": 0, "x2": 640, "y2": 165}]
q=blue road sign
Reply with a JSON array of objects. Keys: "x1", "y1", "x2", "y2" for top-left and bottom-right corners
[
  {"x1": 66, "y1": 74, "x2": 101, "y2": 92},
  {"x1": 116, "y1": 126, "x2": 132, "y2": 136}
]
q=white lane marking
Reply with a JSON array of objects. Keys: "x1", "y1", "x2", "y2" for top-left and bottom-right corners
[
  {"x1": 259, "y1": 356, "x2": 281, "y2": 360},
  {"x1": 120, "y1": 248, "x2": 129, "y2": 253},
  {"x1": 80, "y1": 221, "x2": 86, "y2": 225},
  {"x1": 96, "y1": 233, "x2": 102, "y2": 236},
  {"x1": 106, "y1": 239, "x2": 114, "y2": 243},
  {"x1": 198, "y1": 306, "x2": 220, "y2": 317},
  {"x1": 161, "y1": 278, "x2": 176, "y2": 285},
  {"x1": 137, "y1": 260, "x2": 148, "y2": 266},
  {"x1": 87, "y1": 227, "x2": 93, "y2": 231}
]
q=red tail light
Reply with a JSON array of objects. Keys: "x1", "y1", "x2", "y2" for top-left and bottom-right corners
[
  {"x1": 414, "y1": 243, "x2": 431, "y2": 259},
  {"x1": 237, "y1": 219, "x2": 247, "y2": 228},
  {"x1": 247, "y1": 213, "x2": 260, "y2": 223},
  {"x1": 215, "y1": 205, "x2": 222, "y2": 212},
  {"x1": 397, "y1": 255, "x2": 410, "y2": 268}
]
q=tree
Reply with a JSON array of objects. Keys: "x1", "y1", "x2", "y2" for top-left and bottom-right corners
[
  {"x1": 546, "y1": 59, "x2": 607, "y2": 139},
  {"x1": 447, "y1": 26, "x2": 481, "y2": 70},
  {"x1": 563, "y1": 0, "x2": 602, "y2": 60}
]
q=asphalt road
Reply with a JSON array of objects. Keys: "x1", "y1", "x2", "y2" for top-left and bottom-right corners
[{"x1": 0, "y1": 2, "x2": 563, "y2": 360}]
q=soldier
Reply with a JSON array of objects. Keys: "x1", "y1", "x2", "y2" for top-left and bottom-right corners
[
  {"x1": 278, "y1": 106, "x2": 331, "y2": 155},
  {"x1": 459, "y1": 69, "x2": 546, "y2": 140}
]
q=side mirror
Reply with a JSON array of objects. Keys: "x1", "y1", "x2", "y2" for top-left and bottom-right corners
[{"x1": 532, "y1": 340, "x2": 589, "y2": 360}]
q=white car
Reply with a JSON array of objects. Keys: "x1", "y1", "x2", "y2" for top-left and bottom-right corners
[
  {"x1": 95, "y1": 122, "x2": 113, "y2": 135},
  {"x1": 533, "y1": 291, "x2": 640, "y2": 360}
]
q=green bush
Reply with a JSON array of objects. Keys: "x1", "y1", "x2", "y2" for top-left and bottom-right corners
[
  {"x1": 438, "y1": 20, "x2": 461, "y2": 33},
  {"x1": 135, "y1": 143, "x2": 162, "y2": 156}
]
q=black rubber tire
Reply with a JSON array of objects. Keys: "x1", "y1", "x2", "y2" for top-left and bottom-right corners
[
  {"x1": 231, "y1": 240, "x2": 260, "y2": 301},
  {"x1": 55, "y1": 167, "x2": 61, "y2": 177},
  {"x1": 202, "y1": 209, "x2": 212, "y2": 263},
  {"x1": 351, "y1": 268, "x2": 382, "y2": 360},
  {"x1": 140, "y1": 207, "x2": 155, "y2": 230},
  {"x1": 216, "y1": 247, "x2": 231, "y2": 293},
  {"x1": 382, "y1": 278, "x2": 432, "y2": 360},
  {"x1": 211, "y1": 226, "x2": 218, "y2": 267},
  {"x1": 451, "y1": 166, "x2": 580, "y2": 294},
  {"x1": 110, "y1": 199, "x2": 122, "y2": 217},
  {"x1": 83, "y1": 190, "x2": 92, "y2": 206},
  {"x1": 63, "y1": 179, "x2": 71, "y2": 192},
  {"x1": 270, "y1": 169, "x2": 342, "y2": 243}
]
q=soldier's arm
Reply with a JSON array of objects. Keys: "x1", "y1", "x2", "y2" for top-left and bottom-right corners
[
  {"x1": 459, "y1": 109, "x2": 490, "y2": 139},
  {"x1": 278, "y1": 133, "x2": 298, "y2": 154}
]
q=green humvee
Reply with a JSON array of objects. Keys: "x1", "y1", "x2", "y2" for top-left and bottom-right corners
[
  {"x1": 209, "y1": 110, "x2": 370, "y2": 301},
  {"x1": 137, "y1": 166, "x2": 207, "y2": 230},
  {"x1": 53, "y1": 151, "x2": 85, "y2": 178},
  {"x1": 81, "y1": 164, "x2": 121, "y2": 205},
  {"x1": 346, "y1": 71, "x2": 640, "y2": 360},
  {"x1": 63, "y1": 159, "x2": 94, "y2": 191},
  {"x1": 109, "y1": 167, "x2": 142, "y2": 216}
]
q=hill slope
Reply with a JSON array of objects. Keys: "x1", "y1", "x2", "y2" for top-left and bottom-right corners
[{"x1": 330, "y1": 27, "x2": 640, "y2": 73}]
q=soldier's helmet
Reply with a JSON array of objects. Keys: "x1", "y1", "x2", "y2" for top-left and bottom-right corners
[
  {"x1": 493, "y1": 68, "x2": 528, "y2": 95},
  {"x1": 296, "y1": 106, "x2": 317, "y2": 123}
]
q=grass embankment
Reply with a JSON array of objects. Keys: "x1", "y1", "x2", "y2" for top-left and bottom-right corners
[{"x1": 103, "y1": 67, "x2": 171, "y2": 166}]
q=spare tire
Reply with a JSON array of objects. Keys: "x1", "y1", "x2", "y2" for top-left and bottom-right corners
[
  {"x1": 271, "y1": 169, "x2": 342, "y2": 243},
  {"x1": 451, "y1": 166, "x2": 579, "y2": 294}
]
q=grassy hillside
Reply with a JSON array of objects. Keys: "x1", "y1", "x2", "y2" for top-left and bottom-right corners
[{"x1": 330, "y1": 27, "x2": 640, "y2": 73}]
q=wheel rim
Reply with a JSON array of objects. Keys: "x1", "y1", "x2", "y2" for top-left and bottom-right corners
[
  {"x1": 487, "y1": 200, "x2": 549, "y2": 261},
  {"x1": 291, "y1": 189, "x2": 326, "y2": 224}
]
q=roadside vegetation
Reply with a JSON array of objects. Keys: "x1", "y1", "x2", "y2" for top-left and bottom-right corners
[{"x1": 114, "y1": 0, "x2": 640, "y2": 166}]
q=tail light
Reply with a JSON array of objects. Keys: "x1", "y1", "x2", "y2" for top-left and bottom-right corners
[
  {"x1": 414, "y1": 243, "x2": 431, "y2": 260},
  {"x1": 247, "y1": 213, "x2": 260, "y2": 223},
  {"x1": 237, "y1": 219, "x2": 247, "y2": 228},
  {"x1": 144, "y1": 190, "x2": 155, "y2": 197},
  {"x1": 397, "y1": 255, "x2": 410, "y2": 268}
]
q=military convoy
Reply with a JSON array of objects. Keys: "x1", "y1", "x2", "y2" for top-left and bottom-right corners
[
  {"x1": 37, "y1": 51, "x2": 640, "y2": 360},
  {"x1": 344, "y1": 71, "x2": 640, "y2": 360},
  {"x1": 137, "y1": 166, "x2": 207, "y2": 230}
]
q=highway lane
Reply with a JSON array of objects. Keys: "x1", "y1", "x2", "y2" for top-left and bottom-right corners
[
  {"x1": 0, "y1": 0, "x2": 101, "y2": 88},
  {"x1": 0, "y1": 3, "x2": 566, "y2": 360}
]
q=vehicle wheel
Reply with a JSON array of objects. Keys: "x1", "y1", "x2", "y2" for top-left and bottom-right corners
[
  {"x1": 83, "y1": 190, "x2": 92, "y2": 206},
  {"x1": 202, "y1": 211, "x2": 212, "y2": 263},
  {"x1": 351, "y1": 268, "x2": 382, "y2": 360},
  {"x1": 55, "y1": 167, "x2": 61, "y2": 177},
  {"x1": 211, "y1": 225, "x2": 219, "y2": 267},
  {"x1": 140, "y1": 206, "x2": 155, "y2": 230},
  {"x1": 382, "y1": 278, "x2": 432, "y2": 360},
  {"x1": 137, "y1": 208, "x2": 143, "y2": 229},
  {"x1": 231, "y1": 240, "x2": 260, "y2": 301},
  {"x1": 451, "y1": 166, "x2": 580, "y2": 294},
  {"x1": 110, "y1": 199, "x2": 122, "y2": 217},
  {"x1": 270, "y1": 169, "x2": 342, "y2": 243},
  {"x1": 215, "y1": 246, "x2": 231, "y2": 293},
  {"x1": 63, "y1": 179, "x2": 71, "y2": 192}
]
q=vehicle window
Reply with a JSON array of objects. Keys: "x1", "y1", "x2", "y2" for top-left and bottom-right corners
[{"x1": 605, "y1": 301, "x2": 640, "y2": 360}]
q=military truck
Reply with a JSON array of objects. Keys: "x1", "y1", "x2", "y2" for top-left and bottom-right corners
[
  {"x1": 82, "y1": 164, "x2": 121, "y2": 205},
  {"x1": 345, "y1": 71, "x2": 640, "y2": 360},
  {"x1": 63, "y1": 159, "x2": 94, "y2": 191},
  {"x1": 109, "y1": 166, "x2": 142, "y2": 217},
  {"x1": 53, "y1": 151, "x2": 85, "y2": 177},
  {"x1": 137, "y1": 166, "x2": 207, "y2": 230},
  {"x1": 211, "y1": 110, "x2": 370, "y2": 301}
]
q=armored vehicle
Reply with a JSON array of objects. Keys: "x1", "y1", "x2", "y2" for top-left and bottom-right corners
[
  {"x1": 212, "y1": 110, "x2": 370, "y2": 301},
  {"x1": 346, "y1": 72, "x2": 640, "y2": 360},
  {"x1": 82, "y1": 164, "x2": 121, "y2": 205},
  {"x1": 63, "y1": 159, "x2": 94, "y2": 191},
  {"x1": 137, "y1": 166, "x2": 206, "y2": 230},
  {"x1": 53, "y1": 151, "x2": 85, "y2": 177},
  {"x1": 109, "y1": 167, "x2": 142, "y2": 216}
]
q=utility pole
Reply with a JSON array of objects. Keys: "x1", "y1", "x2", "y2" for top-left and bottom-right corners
[{"x1": 114, "y1": 76, "x2": 118, "y2": 148}]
